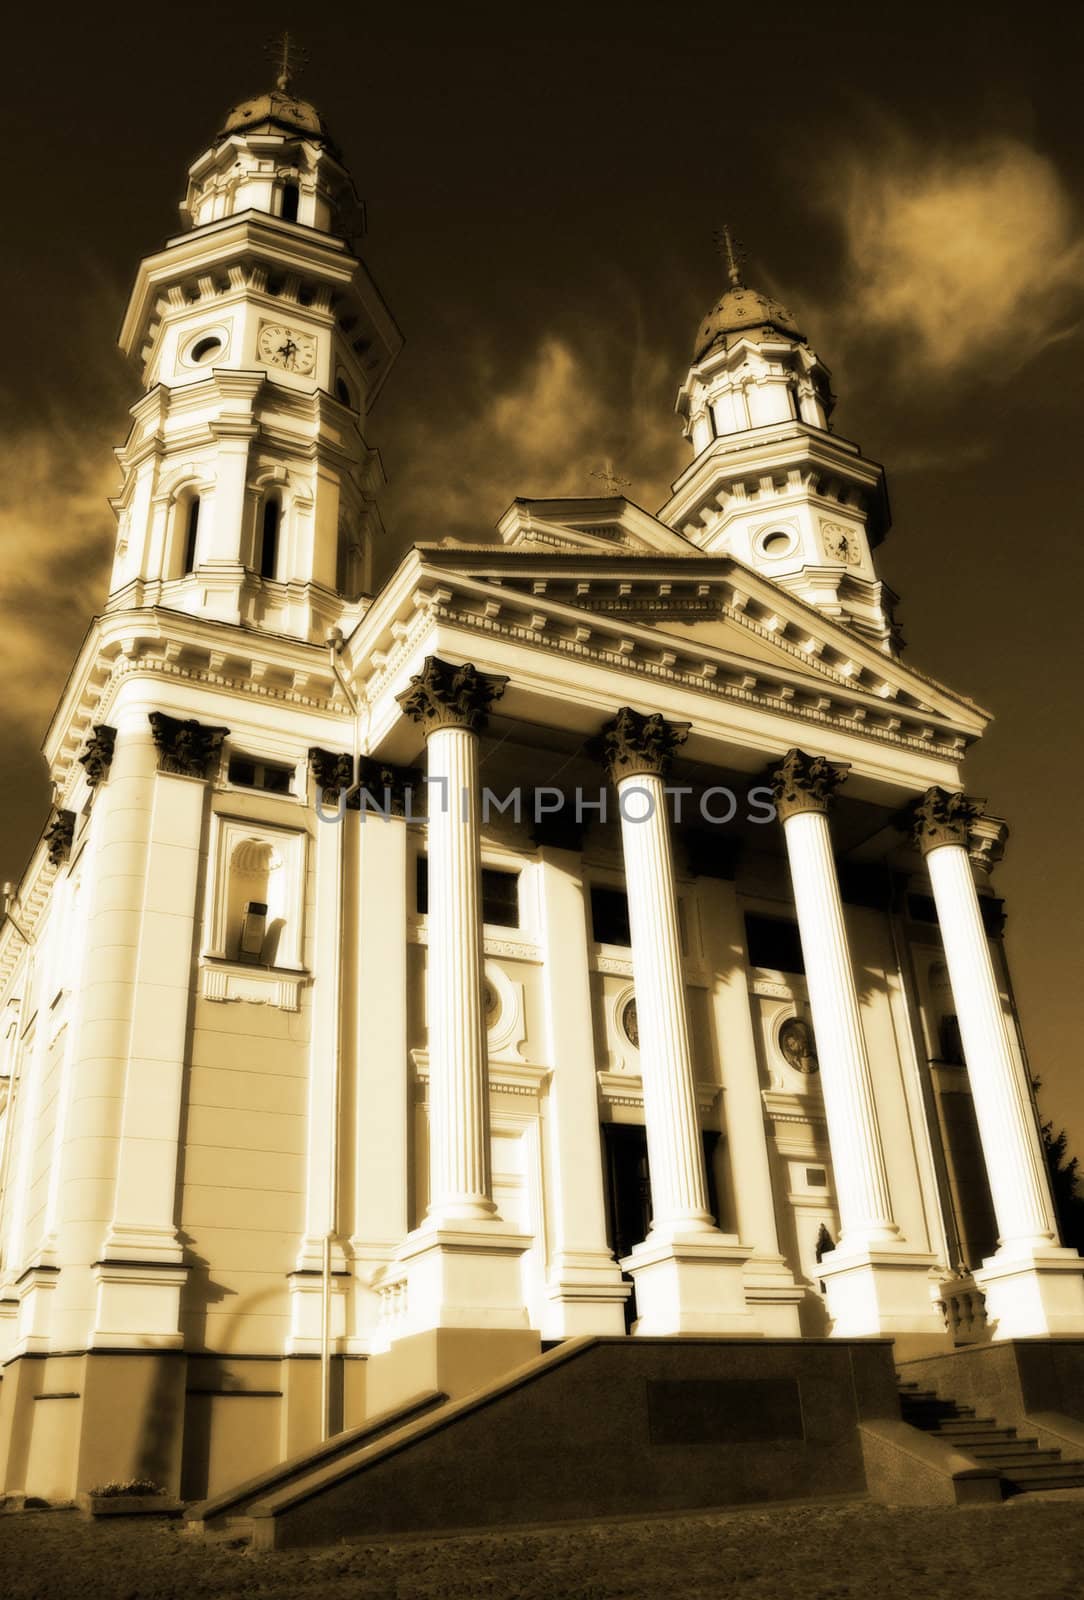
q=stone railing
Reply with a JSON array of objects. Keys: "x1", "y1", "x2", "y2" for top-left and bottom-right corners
[
  {"x1": 375, "y1": 1271, "x2": 408, "y2": 1340},
  {"x1": 934, "y1": 1272, "x2": 990, "y2": 1344}
]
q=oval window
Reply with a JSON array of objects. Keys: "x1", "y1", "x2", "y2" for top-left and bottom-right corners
[
  {"x1": 760, "y1": 530, "x2": 793, "y2": 558},
  {"x1": 190, "y1": 335, "x2": 223, "y2": 364}
]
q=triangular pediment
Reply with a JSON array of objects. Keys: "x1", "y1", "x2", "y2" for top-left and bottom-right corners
[
  {"x1": 496, "y1": 496, "x2": 695, "y2": 556},
  {"x1": 405, "y1": 543, "x2": 988, "y2": 738}
]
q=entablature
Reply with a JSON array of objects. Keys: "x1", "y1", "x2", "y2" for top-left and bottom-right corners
[{"x1": 347, "y1": 555, "x2": 980, "y2": 798}]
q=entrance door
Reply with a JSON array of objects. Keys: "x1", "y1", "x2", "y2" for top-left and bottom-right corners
[{"x1": 601, "y1": 1122, "x2": 721, "y2": 1330}]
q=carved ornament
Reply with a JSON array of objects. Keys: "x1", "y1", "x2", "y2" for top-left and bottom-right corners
[
  {"x1": 769, "y1": 748, "x2": 849, "y2": 822},
  {"x1": 911, "y1": 787, "x2": 982, "y2": 856},
  {"x1": 45, "y1": 810, "x2": 76, "y2": 868},
  {"x1": 149, "y1": 712, "x2": 229, "y2": 779},
  {"x1": 79, "y1": 724, "x2": 117, "y2": 788},
  {"x1": 396, "y1": 656, "x2": 508, "y2": 737},
  {"x1": 595, "y1": 706, "x2": 689, "y2": 782}
]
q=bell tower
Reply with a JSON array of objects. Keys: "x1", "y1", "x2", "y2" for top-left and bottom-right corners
[
  {"x1": 107, "y1": 52, "x2": 403, "y2": 642},
  {"x1": 659, "y1": 232, "x2": 899, "y2": 650}
]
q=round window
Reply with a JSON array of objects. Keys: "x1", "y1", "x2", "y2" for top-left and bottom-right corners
[
  {"x1": 188, "y1": 334, "x2": 224, "y2": 365},
  {"x1": 759, "y1": 529, "x2": 794, "y2": 559}
]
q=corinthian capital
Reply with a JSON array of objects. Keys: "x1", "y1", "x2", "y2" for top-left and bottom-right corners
[
  {"x1": 596, "y1": 706, "x2": 690, "y2": 782},
  {"x1": 911, "y1": 787, "x2": 982, "y2": 856},
  {"x1": 968, "y1": 814, "x2": 1009, "y2": 878},
  {"x1": 308, "y1": 747, "x2": 355, "y2": 803},
  {"x1": 45, "y1": 809, "x2": 76, "y2": 867},
  {"x1": 770, "y1": 748, "x2": 849, "y2": 822},
  {"x1": 396, "y1": 656, "x2": 508, "y2": 737},
  {"x1": 149, "y1": 712, "x2": 229, "y2": 779},
  {"x1": 79, "y1": 724, "x2": 117, "y2": 788}
]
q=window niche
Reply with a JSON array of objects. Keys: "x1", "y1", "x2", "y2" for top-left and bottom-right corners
[
  {"x1": 280, "y1": 180, "x2": 300, "y2": 223},
  {"x1": 165, "y1": 491, "x2": 203, "y2": 579},
  {"x1": 258, "y1": 494, "x2": 281, "y2": 579},
  {"x1": 200, "y1": 816, "x2": 307, "y2": 1010}
]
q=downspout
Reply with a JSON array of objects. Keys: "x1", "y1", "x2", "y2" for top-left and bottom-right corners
[
  {"x1": 0, "y1": 886, "x2": 33, "y2": 1277},
  {"x1": 320, "y1": 631, "x2": 358, "y2": 1440}
]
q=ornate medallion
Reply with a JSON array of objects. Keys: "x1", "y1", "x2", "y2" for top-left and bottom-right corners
[
  {"x1": 778, "y1": 1016, "x2": 818, "y2": 1074},
  {"x1": 620, "y1": 997, "x2": 639, "y2": 1049}
]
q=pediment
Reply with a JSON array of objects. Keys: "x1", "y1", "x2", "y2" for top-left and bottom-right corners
[
  {"x1": 496, "y1": 496, "x2": 694, "y2": 556},
  {"x1": 407, "y1": 543, "x2": 987, "y2": 736}
]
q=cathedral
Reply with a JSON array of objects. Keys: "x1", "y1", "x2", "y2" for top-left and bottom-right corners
[{"x1": 1, "y1": 72, "x2": 1083, "y2": 1524}]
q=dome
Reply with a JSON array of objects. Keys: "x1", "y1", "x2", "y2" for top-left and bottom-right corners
[
  {"x1": 219, "y1": 90, "x2": 333, "y2": 147},
  {"x1": 693, "y1": 284, "x2": 804, "y2": 363}
]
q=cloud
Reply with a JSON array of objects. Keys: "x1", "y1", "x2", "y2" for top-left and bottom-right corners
[
  {"x1": 811, "y1": 134, "x2": 1084, "y2": 380},
  {"x1": 0, "y1": 425, "x2": 117, "y2": 742},
  {"x1": 379, "y1": 325, "x2": 688, "y2": 558}
]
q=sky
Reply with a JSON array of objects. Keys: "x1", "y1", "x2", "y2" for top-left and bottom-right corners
[{"x1": 2, "y1": 1, "x2": 1083, "y2": 1148}]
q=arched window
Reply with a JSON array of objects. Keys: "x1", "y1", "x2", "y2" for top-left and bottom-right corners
[
  {"x1": 259, "y1": 496, "x2": 280, "y2": 579},
  {"x1": 183, "y1": 496, "x2": 201, "y2": 574},
  {"x1": 281, "y1": 181, "x2": 300, "y2": 223}
]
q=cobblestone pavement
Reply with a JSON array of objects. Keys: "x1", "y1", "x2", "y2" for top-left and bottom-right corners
[{"x1": 2, "y1": 1499, "x2": 1084, "y2": 1600}]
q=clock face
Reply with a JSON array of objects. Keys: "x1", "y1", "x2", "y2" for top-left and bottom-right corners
[
  {"x1": 258, "y1": 321, "x2": 316, "y2": 375},
  {"x1": 822, "y1": 525, "x2": 858, "y2": 564}
]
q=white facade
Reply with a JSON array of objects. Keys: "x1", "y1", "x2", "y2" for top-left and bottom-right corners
[{"x1": 1, "y1": 83, "x2": 1082, "y2": 1503}]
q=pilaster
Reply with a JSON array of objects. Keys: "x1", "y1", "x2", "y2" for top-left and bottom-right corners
[
  {"x1": 288, "y1": 749, "x2": 349, "y2": 1350},
  {"x1": 700, "y1": 877, "x2": 804, "y2": 1333},
  {"x1": 537, "y1": 844, "x2": 629, "y2": 1336},
  {"x1": 348, "y1": 767, "x2": 413, "y2": 1347},
  {"x1": 92, "y1": 712, "x2": 224, "y2": 1348}
]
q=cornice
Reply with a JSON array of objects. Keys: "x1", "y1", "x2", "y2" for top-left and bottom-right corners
[
  {"x1": 42, "y1": 608, "x2": 348, "y2": 799},
  {"x1": 349, "y1": 559, "x2": 983, "y2": 758},
  {"x1": 405, "y1": 545, "x2": 987, "y2": 724}
]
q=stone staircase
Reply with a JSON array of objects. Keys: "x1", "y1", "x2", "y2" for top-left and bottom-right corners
[{"x1": 897, "y1": 1379, "x2": 1084, "y2": 1496}]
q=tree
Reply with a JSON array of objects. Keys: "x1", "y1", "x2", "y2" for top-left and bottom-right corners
[{"x1": 1034, "y1": 1078, "x2": 1084, "y2": 1253}]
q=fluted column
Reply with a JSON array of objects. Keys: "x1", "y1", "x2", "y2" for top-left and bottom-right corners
[
  {"x1": 399, "y1": 658, "x2": 506, "y2": 1223},
  {"x1": 771, "y1": 750, "x2": 946, "y2": 1350},
  {"x1": 598, "y1": 708, "x2": 752, "y2": 1334},
  {"x1": 771, "y1": 751, "x2": 898, "y2": 1249},
  {"x1": 914, "y1": 789, "x2": 1084, "y2": 1336},
  {"x1": 601, "y1": 709, "x2": 713, "y2": 1235},
  {"x1": 390, "y1": 657, "x2": 533, "y2": 1341}
]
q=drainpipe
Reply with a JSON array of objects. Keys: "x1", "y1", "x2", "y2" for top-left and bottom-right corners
[
  {"x1": 0, "y1": 886, "x2": 32, "y2": 1278},
  {"x1": 319, "y1": 632, "x2": 358, "y2": 1440}
]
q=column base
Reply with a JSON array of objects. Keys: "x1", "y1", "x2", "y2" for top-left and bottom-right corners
[
  {"x1": 974, "y1": 1244, "x2": 1084, "y2": 1339},
  {"x1": 743, "y1": 1255, "x2": 807, "y2": 1337},
  {"x1": 542, "y1": 1249, "x2": 632, "y2": 1337},
  {"x1": 89, "y1": 1260, "x2": 188, "y2": 1350},
  {"x1": 621, "y1": 1233, "x2": 756, "y2": 1335},
  {"x1": 285, "y1": 1268, "x2": 351, "y2": 1355},
  {"x1": 819, "y1": 1245, "x2": 950, "y2": 1356},
  {"x1": 9, "y1": 1266, "x2": 60, "y2": 1357},
  {"x1": 397, "y1": 1219, "x2": 533, "y2": 1334}
]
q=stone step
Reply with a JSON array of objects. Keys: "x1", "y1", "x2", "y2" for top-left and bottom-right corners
[
  {"x1": 930, "y1": 1417, "x2": 1002, "y2": 1435},
  {"x1": 1001, "y1": 1462, "x2": 1084, "y2": 1490},
  {"x1": 963, "y1": 1445, "x2": 1060, "y2": 1466},
  {"x1": 932, "y1": 1426, "x2": 1019, "y2": 1445}
]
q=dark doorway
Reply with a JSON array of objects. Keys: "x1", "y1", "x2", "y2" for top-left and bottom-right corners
[{"x1": 601, "y1": 1122, "x2": 721, "y2": 1330}]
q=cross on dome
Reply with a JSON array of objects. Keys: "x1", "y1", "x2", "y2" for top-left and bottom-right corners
[
  {"x1": 265, "y1": 29, "x2": 309, "y2": 94},
  {"x1": 590, "y1": 459, "x2": 632, "y2": 495},
  {"x1": 713, "y1": 224, "x2": 746, "y2": 290}
]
